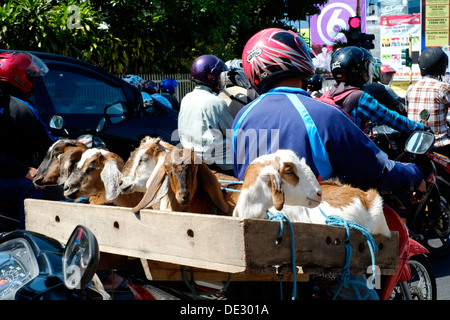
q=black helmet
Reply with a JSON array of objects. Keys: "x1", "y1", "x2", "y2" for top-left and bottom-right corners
[
  {"x1": 308, "y1": 74, "x2": 324, "y2": 92},
  {"x1": 418, "y1": 47, "x2": 448, "y2": 76},
  {"x1": 331, "y1": 46, "x2": 373, "y2": 88}
]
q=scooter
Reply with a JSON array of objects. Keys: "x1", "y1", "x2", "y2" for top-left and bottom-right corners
[
  {"x1": 49, "y1": 114, "x2": 107, "y2": 149},
  {"x1": 0, "y1": 224, "x2": 109, "y2": 300},
  {"x1": 372, "y1": 124, "x2": 450, "y2": 257},
  {"x1": 380, "y1": 204, "x2": 436, "y2": 299},
  {"x1": 376, "y1": 130, "x2": 437, "y2": 299}
]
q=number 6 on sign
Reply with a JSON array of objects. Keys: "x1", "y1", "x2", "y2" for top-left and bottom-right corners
[{"x1": 317, "y1": 3, "x2": 357, "y2": 45}]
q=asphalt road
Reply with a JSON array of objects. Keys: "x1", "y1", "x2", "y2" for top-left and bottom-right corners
[{"x1": 431, "y1": 255, "x2": 450, "y2": 300}]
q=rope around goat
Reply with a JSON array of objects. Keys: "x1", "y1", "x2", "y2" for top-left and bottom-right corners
[{"x1": 319, "y1": 207, "x2": 380, "y2": 300}]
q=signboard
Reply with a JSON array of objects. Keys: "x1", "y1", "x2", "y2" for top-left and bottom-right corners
[
  {"x1": 379, "y1": 14, "x2": 421, "y2": 81},
  {"x1": 310, "y1": 0, "x2": 366, "y2": 73},
  {"x1": 423, "y1": 0, "x2": 450, "y2": 47}
]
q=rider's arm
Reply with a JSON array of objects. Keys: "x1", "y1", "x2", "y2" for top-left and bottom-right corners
[
  {"x1": 357, "y1": 92, "x2": 425, "y2": 133},
  {"x1": 0, "y1": 152, "x2": 29, "y2": 178},
  {"x1": 321, "y1": 105, "x2": 423, "y2": 193}
]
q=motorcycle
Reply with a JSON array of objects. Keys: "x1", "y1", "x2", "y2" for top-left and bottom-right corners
[
  {"x1": 372, "y1": 125, "x2": 450, "y2": 257},
  {"x1": 49, "y1": 114, "x2": 107, "y2": 149},
  {"x1": 380, "y1": 203, "x2": 436, "y2": 299},
  {"x1": 105, "y1": 130, "x2": 438, "y2": 301},
  {"x1": 377, "y1": 130, "x2": 437, "y2": 299},
  {"x1": 0, "y1": 224, "x2": 109, "y2": 300}
]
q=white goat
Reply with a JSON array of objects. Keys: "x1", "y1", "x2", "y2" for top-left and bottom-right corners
[
  {"x1": 63, "y1": 148, "x2": 142, "y2": 207},
  {"x1": 119, "y1": 136, "x2": 173, "y2": 194},
  {"x1": 234, "y1": 149, "x2": 391, "y2": 237}
]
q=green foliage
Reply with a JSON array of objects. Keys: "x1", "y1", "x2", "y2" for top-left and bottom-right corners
[{"x1": 0, "y1": 0, "x2": 326, "y2": 75}]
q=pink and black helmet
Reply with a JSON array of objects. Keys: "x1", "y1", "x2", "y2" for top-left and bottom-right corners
[{"x1": 242, "y1": 28, "x2": 315, "y2": 94}]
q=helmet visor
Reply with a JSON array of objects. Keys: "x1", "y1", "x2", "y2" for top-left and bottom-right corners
[
  {"x1": 366, "y1": 62, "x2": 373, "y2": 84},
  {"x1": 26, "y1": 53, "x2": 49, "y2": 78},
  {"x1": 381, "y1": 73, "x2": 394, "y2": 86},
  {"x1": 219, "y1": 71, "x2": 229, "y2": 90}
]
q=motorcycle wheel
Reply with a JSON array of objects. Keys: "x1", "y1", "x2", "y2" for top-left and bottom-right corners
[
  {"x1": 416, "y1": 195, "x2": 450, "y2": 257},
  {"x1": 390, "y1": 254, "x2": 437, "y2": 300}
]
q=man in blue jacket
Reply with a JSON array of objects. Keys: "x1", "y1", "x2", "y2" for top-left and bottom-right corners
[
  {"x1": 231, "y1": 27, "x2": 426, "y2": 300},
  {"x1": 233, "y1": 29, "x2": 424, "y2": 197}
]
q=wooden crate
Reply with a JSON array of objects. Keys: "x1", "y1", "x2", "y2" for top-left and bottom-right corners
[{"x1": 24, "y1": 199, "x2": 398, "y2": 281}]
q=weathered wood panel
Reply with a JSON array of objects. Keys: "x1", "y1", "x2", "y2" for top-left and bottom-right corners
[{"x1": 25, "y1": 199, "x2": 398, "y2": 279}]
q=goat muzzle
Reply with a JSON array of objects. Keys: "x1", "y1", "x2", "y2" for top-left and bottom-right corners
[
  {"x1": 63, "y1": 184, "x2": 80, "y2": 199},
  {"x1": 177, "y1": 191, "x2": 191, "y2": 205}
]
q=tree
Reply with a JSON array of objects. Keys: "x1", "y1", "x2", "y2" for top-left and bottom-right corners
[{"x1": 0, "y1": 0, "x2": 328, "y2": 75}]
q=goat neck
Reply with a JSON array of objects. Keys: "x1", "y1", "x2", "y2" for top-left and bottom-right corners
[{"x1": 120, "y1": 136, "x2": 173, "y2": 194}]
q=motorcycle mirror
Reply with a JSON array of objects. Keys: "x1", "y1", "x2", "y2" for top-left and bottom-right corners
[
  {"x1": 419, "y1": 109, "x2": 430, "y2": 121},
  {"x1": 62, "y1": 225, "x2": 99, "y2": 290},
  {"x1": 105, "y1": 102, "x2": 127, "y2": 125},
  {"x1": 49, "y1": 115, "x2": 64, "y2": 130},
  {"x1": 96, "y1": 117, "x2": 106, "y2": 133},
  {"x1": 405, "y1": 131, "x2": 435, "y2": 155}
]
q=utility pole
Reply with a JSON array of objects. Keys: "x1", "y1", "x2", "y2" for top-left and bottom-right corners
[{"x1": 409, "y1": 34, "x2": 412, "y2": 84}]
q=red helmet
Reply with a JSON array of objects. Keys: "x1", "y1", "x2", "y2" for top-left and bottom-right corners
[
  {"x1": 242, "y1": 28, "x2": 314, "y2": 94},
  {"x1": 0, "y1": 51, "x2": 48, "y2": 96},
  {"x1": 380, "y1": 64, "x2": 396, "y2": 86}
]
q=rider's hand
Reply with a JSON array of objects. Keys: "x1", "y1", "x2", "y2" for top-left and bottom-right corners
[
  {"x1": 424, "y1": 126, "x2": 434, "y2": 133},
  {"x1": 25, "y1": 167, "x2": 37, "y2": 181},
  {"x1": 411, "y1": 179, "x2": 427, "y2": 204}
]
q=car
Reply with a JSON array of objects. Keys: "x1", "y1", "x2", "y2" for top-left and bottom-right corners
[{"x1": 0, "y1": 50, "x2": 179, "y2": 160}]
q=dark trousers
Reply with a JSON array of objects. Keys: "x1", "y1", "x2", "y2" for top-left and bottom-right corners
[{"x1": 0, "y1": 177, "x2": 43, "y2": 229}]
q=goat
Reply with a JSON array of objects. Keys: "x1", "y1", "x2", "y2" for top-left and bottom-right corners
[
  {"x1": 234, "y1": 149, "x2": 391, "y2": 237},
  {"x1": 132, "y1": 147, "x2": 230, "y2": 215},
  {"x1": 33, "y1": 139, "x2": 88, "y2": 188},
  {"x1": 63, "y1": 148, "x2": 142, "y2": 207},
  {"x1": 119, "y1": 136, "x2": 173, "y2": 194}
]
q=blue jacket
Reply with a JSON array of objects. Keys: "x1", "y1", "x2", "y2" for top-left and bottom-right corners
[{"x1": 231, "y1": 87, "x2": 423, "y2": 193}]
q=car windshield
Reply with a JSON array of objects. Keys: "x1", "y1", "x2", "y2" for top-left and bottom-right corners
[{"x1": 42, "y1": 67, "x2": 127, "y2": 115}]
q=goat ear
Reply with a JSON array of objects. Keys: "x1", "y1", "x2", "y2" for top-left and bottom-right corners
[
  {"x1": 132, "y1": 164, "x2": 168, "y2": 213},
  {"x1": 270, "y1": 173, "x2": 284, "y2": 211},
  {"x1": 101, "y1": 161, "x2": 123, "y2": 201},
  {"x1": 197, "y1": 161, "x2": 229, "y2": 214}
]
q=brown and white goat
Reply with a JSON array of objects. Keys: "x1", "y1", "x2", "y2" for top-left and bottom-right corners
[
  {"x1": 33, "y1": 139, "x2": 88, "y2": 188},
  {"x1": 132, "y1": 147, "x2": 230, "y2": 215},
  {"x1": 119, "y1": 136, "x2": 173, "y2": 194},
  {"x1": 234, "y1": 149, "x2": 391, "y2": 237},
  {"x1": 63, "y1": 148, "x2": 142, "y2": 207}
]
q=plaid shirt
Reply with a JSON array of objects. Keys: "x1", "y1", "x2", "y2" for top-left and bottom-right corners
[
  {"x1": 406, "y1": 76, "x2": 450, "y2": 147},
  {"x1": 351, "y1": 92, "x2": 425, "y2": 134}
]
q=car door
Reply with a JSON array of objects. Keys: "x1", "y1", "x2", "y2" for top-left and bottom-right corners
[{"x1": 32, "y1": 58, "x2": 178, "y2": 160}]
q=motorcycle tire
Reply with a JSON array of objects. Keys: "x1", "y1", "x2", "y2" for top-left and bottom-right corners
[
  {"x1": 408, "y1": 255, "x2": 437, "y2": 300},
  {"x1": 390, "y1": 254, "x2": 437, "y2": 300}
]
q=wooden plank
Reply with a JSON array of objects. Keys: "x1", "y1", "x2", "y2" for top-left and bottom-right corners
[
  {"x1": 24, "y1": 199, "x2": 398, "y2": 279},
  {"x1": 140, "y1": 260, "x2": 310, "y2": 282},
  {"x1": 243, "y1": 218, "x2": 398, "y2": 275},
  {"x1": 25, "y1": 199, "x2": 247, "y2": 273}
]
